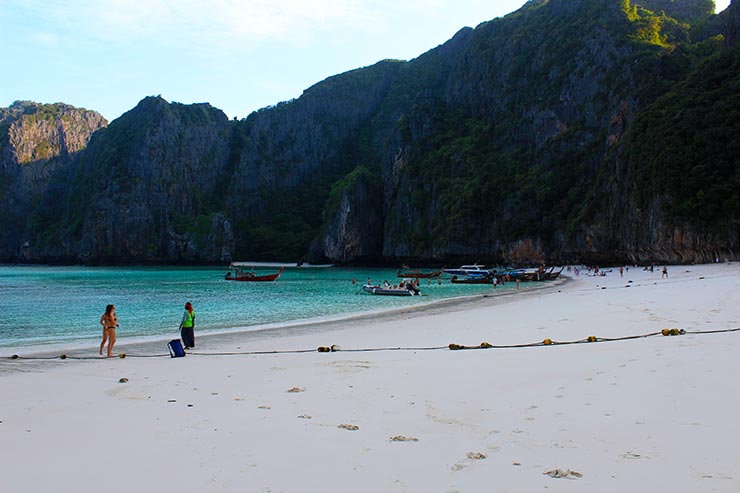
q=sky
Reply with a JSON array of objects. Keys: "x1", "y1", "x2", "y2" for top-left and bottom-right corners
[{"x1": 0, "y1": 0, "x2": 732, "y2": 122}]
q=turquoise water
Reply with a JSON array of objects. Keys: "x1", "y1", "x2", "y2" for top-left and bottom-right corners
[{"x1": 0, "y1": 265, "x2": 519, "y2": 353}]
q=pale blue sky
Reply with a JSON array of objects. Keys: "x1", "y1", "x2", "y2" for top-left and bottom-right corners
[{"x1": 0, "y1": 0, "x2": 731, "y2": 122}]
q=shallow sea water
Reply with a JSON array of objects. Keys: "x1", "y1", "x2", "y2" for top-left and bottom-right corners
[{"x1": 0, "y1": 264, "x2": 520, "y2": 353}]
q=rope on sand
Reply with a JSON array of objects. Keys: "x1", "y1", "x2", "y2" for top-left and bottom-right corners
[{"x1": 4, "y1": 327, "x2": 740, "y2": 361}]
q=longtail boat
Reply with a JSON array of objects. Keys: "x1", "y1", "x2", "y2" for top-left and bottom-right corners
[
  {"x1": 225, "y1": 266, "x2": 284, "y2": 282},
  {"x1": 396, "y1": 267, "x2": 444, "y2": 279},
  {"x1": 511, "y1": 266, "x2": 564, "y2": 282}
]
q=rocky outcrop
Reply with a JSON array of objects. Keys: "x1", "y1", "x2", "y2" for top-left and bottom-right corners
[
  {"x1": 21, "y1": 97, "x2": 235, "y2": 263},
  {"x1": 0, "y1": 101, "x2": 107, "y2": 257},
  {"x1": 320, "y1": 167, "x2": 383, "y2": 263}
]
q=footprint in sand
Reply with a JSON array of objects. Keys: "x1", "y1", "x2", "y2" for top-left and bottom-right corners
[{"x1": 390, "y1": 435, "x2": 418, "y2": 442}]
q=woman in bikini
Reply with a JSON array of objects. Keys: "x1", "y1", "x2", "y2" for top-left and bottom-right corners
[{"x1": 99, "y1": 304, "x2": 119, "y2": 357}]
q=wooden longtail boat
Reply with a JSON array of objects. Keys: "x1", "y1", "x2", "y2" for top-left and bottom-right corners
[
  {"x1": 225, "y1": 266, "x2": 284, "y2": 282},
  {"x1": 396, "y1": 268, "x2": 443, "y2": 279},
  {"x1": 512, "y1": 266, "x2": 564, "y2": 282}
]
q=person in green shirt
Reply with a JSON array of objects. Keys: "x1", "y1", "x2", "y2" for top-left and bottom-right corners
[{"x1": 179, "y1": 301, "x2": 196, "y2": 349}]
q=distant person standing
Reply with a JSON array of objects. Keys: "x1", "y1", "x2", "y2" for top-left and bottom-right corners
[
  {"x1": 99, "y1": 304, "x2": 119, "y2": 357},
  {"x1": 179, "y1": 302, "x2": 196, "y2": 349},
  {"x1": 662, "y1": 265, "x2": 668, "y2": 278}
]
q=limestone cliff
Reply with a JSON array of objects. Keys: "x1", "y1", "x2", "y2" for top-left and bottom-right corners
[
  {"x1": 2, "y1": 0, "x2": 738, "y2": 266},
  {"x1": 0, "y1": 101, "x2": 107, "y2": 257}
]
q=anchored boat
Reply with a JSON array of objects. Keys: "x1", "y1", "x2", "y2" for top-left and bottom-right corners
[
  {"x1": 442, "y1": 264, "x2": 491, "y2": 277},
  {"x1": 362, "y1": 281, "x2": 421, "y2": 296},
  {"x1": 225, "y1": 266, "x2": 284, "y2": 282},
  {"x1": 396, "y1": 267, "x2": 444, "y2": 279},
  {"x1": 450, "y1": 275, "x2": 494, "y2": 284}
]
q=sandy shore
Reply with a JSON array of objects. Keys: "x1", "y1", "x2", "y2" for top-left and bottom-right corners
[{"x1": 1, "y1": 263, "x2": 739, "y2": 492}]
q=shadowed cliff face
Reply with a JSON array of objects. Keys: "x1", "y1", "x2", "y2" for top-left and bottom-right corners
[
  {"x1": 727, "y1": 0, "x2": 740, "y2": 45},
  {"x1": 0, "y1": 101, "x2": 107, "y2": 256},
  {"x1": 2, "y1": 0, "x2": 739, "y2": 265},
  {"x1": 46, "y1": 96, "x2": 235, "y2": 263}
]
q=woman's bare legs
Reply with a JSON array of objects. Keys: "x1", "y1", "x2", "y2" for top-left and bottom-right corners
[
  {"x1": 100, "y1": 328, "x2": 109, "y2": 355},
  {"x1": 107, "y1": 329, "x2": 117, "y2": 357}
]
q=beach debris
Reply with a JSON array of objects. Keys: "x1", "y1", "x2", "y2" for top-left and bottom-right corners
[
  {"x1": 167, "y1": 399, "x2": 176, "y2": 403},
  {"x1": 451, "y1": 463, "x2": 466, "y2": 471},
  {"x1": 187, "y1": 404, "x2": 194, "y2": 407},
  {"x1": 390, "y1": 435, "x2": 418, "y2": 442},
  {"x1": 297, "y1": 414, "x2": 312, "y2": 419},
  {"x1": 287, "y1": 387, "x2": 306, "y2": 393},
  {"x1": 233, "y1": 397, "x2": 243, "y2": 401},
  {"x1": 338, "y1": 424, "x2": 359, "y2": 431},
  {"x1": 544, "y1": 468, "x2": 583, "y2": 479},
  {"x1": 621, "y1": 451, "x2": 646, "y2": 460},
  {"x1": 512, "y1": 461, "x2": 521, "y2": 466},
  {"x1": 118, "y1": 377, "x2": 129, "y2": 383},
  {"x1": 466, "y1": 452, "x2": 487, "y2": 460},
  {"x1": 258, "y1": 405, "x2": 271, "y2": 410}
]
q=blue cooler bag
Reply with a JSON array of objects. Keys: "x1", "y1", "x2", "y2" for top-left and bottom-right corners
[{"x1": 168, "y1": 339, "x2": 186, "y2": 358}]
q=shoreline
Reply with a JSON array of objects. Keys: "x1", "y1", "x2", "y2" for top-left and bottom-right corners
[{"x1": 0, "y1": 276, "x2": 564, "y2": 366}]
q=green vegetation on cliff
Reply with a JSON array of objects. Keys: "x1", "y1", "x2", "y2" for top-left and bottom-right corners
[
  {"x1": 1, "y1": 0, "x2": 738, "y2": 264},
  {"x1": 624, "y1": 45, "x2": 740, "y2": 227}
]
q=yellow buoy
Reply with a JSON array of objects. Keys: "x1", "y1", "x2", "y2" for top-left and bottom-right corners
[
  {"x1": 480, "y1": 342, "x2": 492, "y2": 349},
  {"x1": 587, "y1": 336, "x2": 597, "y2": 343},
  {"x1": 661, "y1": 328, "x2": 671, "y2": 336},
  {"x1": 543, "y1": 339, "x2": 552, "y2": 345}
]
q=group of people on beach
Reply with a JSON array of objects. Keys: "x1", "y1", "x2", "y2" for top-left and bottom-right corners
[{"x1": 98, "y1": 302, "x2": 196, "y2": 357}]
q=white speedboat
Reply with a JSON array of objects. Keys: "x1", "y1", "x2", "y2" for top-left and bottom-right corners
[{"x1": 442, "y1": 264, "x2": 491, "y2": 276}]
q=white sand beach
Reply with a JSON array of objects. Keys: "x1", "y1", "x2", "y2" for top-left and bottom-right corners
[{"x1": 1, "y1": 263, "x2": 739, "y2": 492}]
